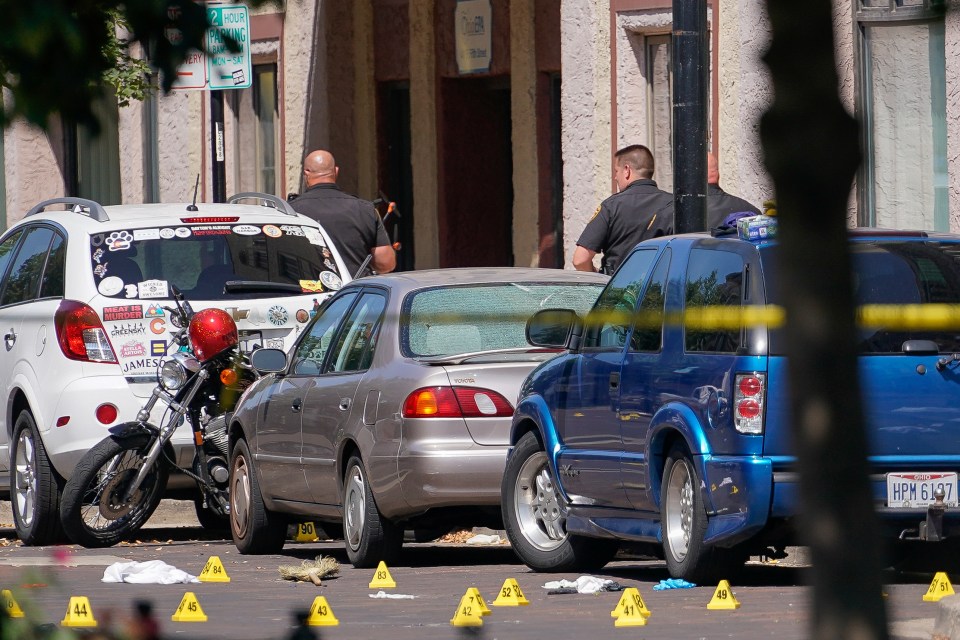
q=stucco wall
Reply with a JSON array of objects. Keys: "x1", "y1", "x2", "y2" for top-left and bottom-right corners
[
  {"x1": 560, "y1": 0, "x2": 611, "y2": 268},
  {"x1": 716, "y1": 0, "x2": 772, "y2": 213},
  {"x1": 285, "y1": 0, "x2": 325, "y2": 196},
  {"x1": 2, "y1": 119, "x2": 64, "y2": 224},
  {"x1": 947, "y1": 4, "x2": 960, "y2": 228},
  {"x1": 155, "y1": 92, "x2": 203, "y2": 202}
]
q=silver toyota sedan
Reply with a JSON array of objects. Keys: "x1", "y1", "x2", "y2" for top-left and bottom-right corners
[{"x1": 226, "y1": 267, "x2": 607, "y2": 566}]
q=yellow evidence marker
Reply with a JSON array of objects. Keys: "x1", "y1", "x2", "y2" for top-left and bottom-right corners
[
  {"x1": 923, "y1": 572, "x2": 956, "y2": 602},
  {"x1": 295, "y1": 522, "x2": 319, "y2": 542},
  {"x1": 450, "y1": 592, "x2": 484, "y2": 627},
  {"x1": 707, "y1": 580, "x2": 741, "y2": 610},
  {"x1": 611, "y1": 587, "x2": 651, "y2": 619},
  {"x1": 492, "y1": 578, "x2": 530, "y2": 606},
  {"x1": 171, "y1": 592, "x2": 208, "y2": 622},
  {"x1": 2, "y1": 589, "x2": 25, "y2": 618},
  {"x1": 368, "y1": 561, "x2": 397, "y2": 588},
  {"x1": 464, "y1": 587, "x2": 492, "y2": 615},
  {"x1": 198, "y1": 555, "x2": 231, "y2": 583},
  {"x1": 613, "y1": 592, "x2": 649, "y2": 627},
  {"x1": 306, "y1": 596, "x2": 340, "y2": 626},
  {"x1": 61, "y1": 596, "x2": 97, "y2": 627}
]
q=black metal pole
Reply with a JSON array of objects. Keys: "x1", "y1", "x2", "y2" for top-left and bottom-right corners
[
  {"x1": 672, "y1": 0, "x2": 708, "y2": 233},
  {"x1": 210, "y1": 90, "x2": 226, "y2": 203}
]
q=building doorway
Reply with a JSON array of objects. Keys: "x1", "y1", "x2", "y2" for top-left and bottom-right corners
[
  {"x1": 378, "y1": 82, "x2": 415, "y2": 272},
  {"x1": 438, "y1": 76, "x2": 513, "y2": 267}
]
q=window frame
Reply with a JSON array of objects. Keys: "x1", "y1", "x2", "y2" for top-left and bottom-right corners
[
  {"x1": 582, "y1": 248, "x2": 660, "y2": 351},
  {"x1": 0, "y1": 226, "x2": 59, "y2": 308},
  {"x1": 683, "y1": 247, "x2": 746, "y2": 354},
  {"x1": 289, "y1": 291, "x2": 360, "y2": 377},
  {"x1": 853, "y1": 0, "x2": 947, "y2": 228},
  {"x1": 326, "y1": 290, "x2": 388, "y2": 374}
]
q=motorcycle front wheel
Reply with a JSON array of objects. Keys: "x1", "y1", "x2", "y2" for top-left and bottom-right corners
[{"x1": 60, "y1": 434, "x2": 169, "y2": 548}]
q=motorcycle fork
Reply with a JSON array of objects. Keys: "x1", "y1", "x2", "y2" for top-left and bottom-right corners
[{"x1": 123, "y1": 368, "x2": 211, "y2": 501}]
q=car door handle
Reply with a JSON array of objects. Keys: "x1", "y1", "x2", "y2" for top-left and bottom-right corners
[
  {"x1": 339, "y1": 398, "x2": 351, "y2": 411},
  {"x1": 291, "y1": 398, "x2": 302, "y2": 413},
  {"x1": 609, "y1": 372, "x2": 620, "y2": 390},
  {"x1": 4, "y1": 329, "x2": 15, "y2": 348}
]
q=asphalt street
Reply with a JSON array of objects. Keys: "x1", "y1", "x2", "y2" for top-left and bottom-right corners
[{"x1": 0, "y1": 500, "x2": 953, "y2": 639}]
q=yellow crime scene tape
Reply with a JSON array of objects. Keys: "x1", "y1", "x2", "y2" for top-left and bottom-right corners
[{"x1": 401, "y1": 304, "x2": 960, "y2": 332}]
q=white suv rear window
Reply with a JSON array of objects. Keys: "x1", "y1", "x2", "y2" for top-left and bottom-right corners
[{"x1": 90, "y1": 223, "x2": 343, "y2": 301}]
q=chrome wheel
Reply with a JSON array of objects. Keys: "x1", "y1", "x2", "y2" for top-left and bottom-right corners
[
  {"x1": 343, "y1": 464, "x2": 366, "y2": 552},
  {"x1": 513, "y1": 450, "x2": 566, "y2": 551},
  {"x1": 227, "y1": 438, "x2": 285, "y2": 555},
  {"x1": 13, "y1": 429, "x2": 37, "y2": 528},
  {"x1": 665, "y1": 457, "x2": 694, "y2": 561},
  {"x1": 230, "y1": 454, "x2": 252, "y2": 539}
]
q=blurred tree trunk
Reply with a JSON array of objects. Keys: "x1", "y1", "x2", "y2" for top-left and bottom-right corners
[{"x1": 760, "y1": 1, "x2": 889, "y2": 639}]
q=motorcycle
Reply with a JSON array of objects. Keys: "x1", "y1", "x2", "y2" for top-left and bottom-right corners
[{"x1": 60, "y1": 286, "x2": 258, "y2": 548}]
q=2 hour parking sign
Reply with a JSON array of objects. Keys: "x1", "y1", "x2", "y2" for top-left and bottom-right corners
[{"x1": 206, "y1": 4, "x2": 252, "y2": 89}]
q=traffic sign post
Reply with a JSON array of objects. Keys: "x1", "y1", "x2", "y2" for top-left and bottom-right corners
[
  {"x1": 167, "y1": 3, "x2": 252, "y2": 201},
  {"x1": 206, "y1": 4, "x2": 252, "y2": 90}
]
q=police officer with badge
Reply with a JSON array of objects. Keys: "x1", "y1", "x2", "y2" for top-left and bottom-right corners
[
  {"x1": 573, "y1": 144, "x2": 673, "y2": 274},
  {"x1": 290, "y1": 149, "x2": 396, "y2": 278}
]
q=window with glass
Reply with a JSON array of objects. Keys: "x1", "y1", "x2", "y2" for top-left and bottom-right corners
[
  {"x1": 90, "y1": 223, "x2": 342, "y2": 301},
  {"x1": 583, "y1": 249, "x2": 659, "y2": 349},
  {"x1": 684, "y1": 248, "x2": 744, "y2": 353},
  {"x1": 328, "y1": 292, "x2": 387, "y2": 373},
  {"x1": 403, "y1": 281, "x2": 604, "y2": 357},
  {"x1": 646, "y1": 34, "x2": 674, "y2": 193},
  {"x1": 857, "y1": 0, "x2": 947, "y2": 230},
  {"x1": 39, "y1": 233, "x2": 66, "y2": 298},
  {"x1": 0, "y1": 231, "x2": 23, "y2": 287},
  {"x1": 292, "y1": 292, "x2": 358, "y2": 376},
  {"x1": 1, "y1": 227, "x2": 56, "y2": 306},
  {"x1": 254, "y1": 64, "x2": 279, "y2": 194},
  {"x1": 630, "y1": 248, "x2": 671, "y2": 352}
]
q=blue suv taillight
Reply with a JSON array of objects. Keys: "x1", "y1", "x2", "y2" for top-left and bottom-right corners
[{"x1": 734, "y1": 373, "x2": 765, "y2": 434}]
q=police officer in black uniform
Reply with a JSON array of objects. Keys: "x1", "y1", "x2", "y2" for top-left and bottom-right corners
[
  {"x1": 290, "y1": 149, "x2": 396, "y2": 278},
  {"x1": 706, "y1": 152, "x2": 761, "y2": 230},
  {"x1": 573, "y1": 144, "x2": 674, "y2": 274}
]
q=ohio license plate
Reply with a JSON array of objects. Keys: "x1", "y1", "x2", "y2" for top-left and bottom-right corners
[{"x1": 886, "y1": 472, "x2": 958, "y2": 508}]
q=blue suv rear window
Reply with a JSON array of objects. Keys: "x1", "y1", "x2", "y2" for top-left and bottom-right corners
[{"x1": 762, "y1": 240, "x2": 960, "y2": 354}]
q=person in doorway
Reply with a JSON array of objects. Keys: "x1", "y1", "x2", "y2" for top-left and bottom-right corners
[
  {"x1": 706, "y1": 152, "x2": 761, "y2": 230},
  {"x1": 573, "y1": 144, "x2": 674, "y2": 274},
  {"x1": 289, "y1": 150, "x2": 396, "y2": 277}
]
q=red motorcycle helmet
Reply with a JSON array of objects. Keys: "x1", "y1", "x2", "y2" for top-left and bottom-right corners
[{"x1": 188, "y1": 308, "x2": 239, "y2": 362}]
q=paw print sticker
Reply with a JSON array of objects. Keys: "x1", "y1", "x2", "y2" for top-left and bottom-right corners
[{"x1": 106, "y1": 230, "x2": 133, "y2": 251}]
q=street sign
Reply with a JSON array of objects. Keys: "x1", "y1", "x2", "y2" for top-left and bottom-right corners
[
  {"x1": 206, "y1": 4, "x2": 252, "y2": 89},
  {"x1": 171, "y1": 50, "x2": 207, "y2": 90}
]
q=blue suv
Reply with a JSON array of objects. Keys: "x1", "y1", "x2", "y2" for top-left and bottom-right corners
[{"x1": 502, "y1": 229, "x2": 960, "y2": 582}]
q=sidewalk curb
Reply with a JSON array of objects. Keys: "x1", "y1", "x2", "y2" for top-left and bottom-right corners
[{"x1": 934, "y1": 594, "x2": 960, "y2": 639}]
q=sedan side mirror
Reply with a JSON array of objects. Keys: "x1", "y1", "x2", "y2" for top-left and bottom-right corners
[
  {"x1": 250, "y1": 348, "x2": 288, "y2": 374},
  {"x1": 526, "y1": 308, "x2": 581, "y2": 349}
]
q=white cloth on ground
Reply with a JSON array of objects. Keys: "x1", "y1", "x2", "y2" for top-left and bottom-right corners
[
  {"x1": 102, "y1": 560, "x2": 199, "y2": 584},
  {"x1": 542, "y1": 575, "x2": 617, "y2": 594}
]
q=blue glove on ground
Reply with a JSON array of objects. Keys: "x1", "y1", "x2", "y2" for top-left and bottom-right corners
[{"x1": 652, "y1": 578, "x2": 696, "y2": 590}]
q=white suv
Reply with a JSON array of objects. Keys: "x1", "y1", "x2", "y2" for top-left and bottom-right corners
[{"x1": 0, "y1": 194, "x2": 349, "y2": 545}]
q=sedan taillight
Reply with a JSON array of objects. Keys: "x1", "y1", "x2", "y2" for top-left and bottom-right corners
[
  {"x1": 54, "y1": 300, "x2": 118, "y2": 363},
  {"x1": 402, "y1": 386, "x2": 514, "y2": 418},
  {"x1": 734, "y1": 373, "x2": 765, "y2": 434}
]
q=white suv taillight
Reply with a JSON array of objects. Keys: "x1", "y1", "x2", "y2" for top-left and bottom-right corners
[
  {"x1": 54, "y1": 300, "x2": 118, "y2": 363},
  {"x1": 734, "y1": 373, "x2": 765, "y2": 434}
]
